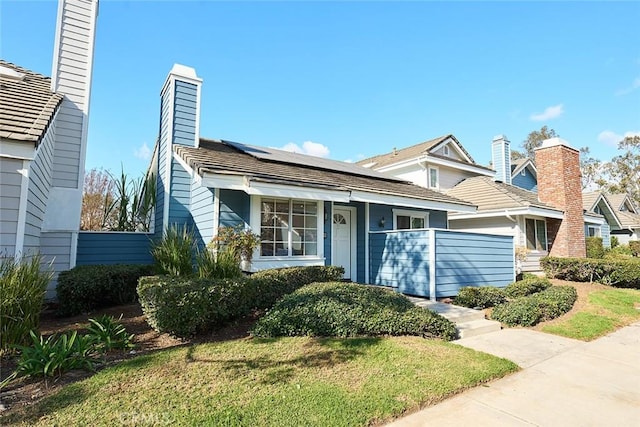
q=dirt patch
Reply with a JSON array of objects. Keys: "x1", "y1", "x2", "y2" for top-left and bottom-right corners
[{"x1": 0, "y1": 303, "x2": 256, "y2": 415}]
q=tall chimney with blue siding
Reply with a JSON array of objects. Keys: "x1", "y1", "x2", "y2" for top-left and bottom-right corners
[
  {"x1": 492, "y1": 135, "x2": 511, "y2": 184},
  {"x1": 156, "y1": 64, "x2": 202, "y2": 234}
]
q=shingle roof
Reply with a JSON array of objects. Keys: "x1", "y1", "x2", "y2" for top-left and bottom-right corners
[
  {"x1": 175, "y1": 138, "x2": 476, "y2": 209},
  {"x1": 355, "y1": 134, "x2": 489, "y2": 171},
  {"x1": 447, "y1": 176, "x2": 562, "y2": 213},
  {"x1": 615, "y1": 211, "x2": 640, "y2": 229},
  {"x1": 606, "y1": 193, "x2": 636, "y2": 213},
  {"x1": 0, "y1": 60, "x2": 63, "y2": 146},
  {"x1": 510, "y1": 158, "x2": 529, "y2": 172},
  {"x1": 582, "y1": 191, "x2": 601, "y2": 211}
]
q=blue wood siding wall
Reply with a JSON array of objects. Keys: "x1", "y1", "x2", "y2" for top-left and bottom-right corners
[
  {"x1": 24, "y1": 123, "x2": 56, "y2": 255},
  {"x1": 492, "y1": 140, "x2": 510, "y2": 183},
  {"x1": 512, "y1": 169, "x2": 538, "y2": 192},
  {"x1": 191, "y1": 179, "x2": 215, "y2": 249},
  {"x1": 323, "y1": 201, "x2": 331, "y2": 265},
  {"x1": 40, "y1": 232, "x2": 73, "y2": 299},
  {"x1": 369, "y1": 229, "x2": 514, "y2": 298},
  {"x1": 0, "y1": 158, "x2": 23, "y2": 256},
  {"x1": 172, "y1": 81, "x2": 197, "y2": 147},
  {"x1": 167, "y1": 159, "x2": 191, "y2": 227},
  {"x1": 219, "y1": 189, "x2": 250, "y2": 227},
  {"x1": 155, "y1": 83, "x2": 170, "y2": 238},
  {"x1": 433, "y1": 230, "x2": 514, "y2": 297},
  {"x1": 76, "y1": 232, "x2": 153, "y2": 265},
  {"x1": 601, "y1": 222, "x2": 611, "y2": 248},
  {"x1": 369, "y1": 230, "x2": 431, "y2": 295}
]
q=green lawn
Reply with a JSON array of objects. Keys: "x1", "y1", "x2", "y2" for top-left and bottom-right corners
[
  {"x1": 3, "y1": 336, "x2": 517, "y2": 426},
  {"x1": 542, "y1": 288, "x2": 640, "y2": 340}
]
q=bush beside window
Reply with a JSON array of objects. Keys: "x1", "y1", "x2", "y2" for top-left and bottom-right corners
[
  {"x1": 585, "y1": 237, "x2": 605, "y2": 259},
  {"x1": 454, "y1": 287, "x2": 506, "y2": 309},
  {"x1": 137, "y1": 266, "x2": 344, "y2": 338},
  {"x1": 57, "y1": 264, "x2": 156, "y2": 316}
]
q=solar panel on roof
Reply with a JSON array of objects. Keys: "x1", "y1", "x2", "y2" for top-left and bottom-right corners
[{"x1": 222, "y1": 140, "x2": 407, "y2": 182}]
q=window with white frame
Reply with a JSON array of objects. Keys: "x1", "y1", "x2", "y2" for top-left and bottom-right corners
[
  {"x1": 428, "y1": 166, "x2": 439, "y2": 189},
  {"x1": 393, "y1": 209, "x2": 429, "y2": 230},
  {"x1": 525, "y1": 218, "x2": 547, "y2": 251},
  {"x1": 587, "y1": 226, "x2": 600, "y2": 237},
  {"x1": 259, "y1": 198, "x2": 318, "y2": 257},
  {"x1": 521, "y1": 169, "x2": 526, "y2": 176},
  {"x1": 443, "y1": 145, "x2": 450, "y2": 156}
]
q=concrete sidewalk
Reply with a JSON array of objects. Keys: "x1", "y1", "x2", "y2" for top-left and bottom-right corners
[{"x1": 387, "y1": 322, "x2": 640, "y2": 426}]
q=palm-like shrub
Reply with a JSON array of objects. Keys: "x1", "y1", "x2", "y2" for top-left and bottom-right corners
[{"x1": 151, "y1": 225, "x2": 196, "y2": 276}]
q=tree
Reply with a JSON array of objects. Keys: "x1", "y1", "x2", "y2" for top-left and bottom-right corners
[
  {"x1": 579, "y1": 147, "x2": 603, "y2": 190},
  {"x1": 521, "y1": 125, "x2": 558, "y2": 159},
  {"x1": 510, "y1": 149, "x2": 526, "y2": 161},
  {"x1": 81, "y1": 168, "x2": 116, "y2": 230},
  {"x1": 600, "y1": 135, "x2": 640, "y2": 205}
]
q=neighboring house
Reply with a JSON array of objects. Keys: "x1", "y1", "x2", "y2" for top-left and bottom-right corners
[
  {"x1": 0, "y1": 0, "x2": 98, "y2": 298},
  {"x1": 137, "y1": 64, "x2": 515, "y2": 298},
  {"x1": 582, "y1": 192, "x2": 621, "y2": 248},
  {"x1": 603, "y1": 193, "x2": 640, "y2": 245},
  {"x1": 359, "y1": 135, "x2": 588, "y2": 271}
]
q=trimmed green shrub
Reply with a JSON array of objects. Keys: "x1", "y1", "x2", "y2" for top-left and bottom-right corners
[
  {"x1": 251, "y1": 282, "x2": 457, "y2": 340},
  {"x1": 605, "y1": 244, "x2": 633, "y2": 260},
  {"x1": 491, "y1": 285, "x2": 577, "y2": 327},
  {"x1": 504, "y1": 277, "x2": 551, "y2": 298},
  {"x1": 541, "y1": 256, "x2": 640, "y2": 289},
  {"x1": 611, "y1": 236, "x2": 619, "y2": 249},
  {"x1": 57, "y1": 264, "x2": 155, "y2": 316},
  {"x1": 196, "y1": 247, "x2": 242, "y2": 279},
  {"x1": 629, "y1": 241, "x2": 640, "y2": 257},
  {"x1": 586, "y1": 237, "x2": 605, "y2": 259},
  {"x1": 0, "y1": 255, "x2": 53, "y2": 354},
  {"x1": 151, "y1": 224, "x2": 197, "y2": 276},
  {"x1": 455, "y1": 286, "x2": 506, "y2": 309},
  {"x1": 137, "y1": 266, "x2": 345, "y2": 338}
]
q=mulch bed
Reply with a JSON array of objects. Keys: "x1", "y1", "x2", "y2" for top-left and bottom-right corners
[{"x1": 0, "y1": 303, "x2": 256, "y2": 415}]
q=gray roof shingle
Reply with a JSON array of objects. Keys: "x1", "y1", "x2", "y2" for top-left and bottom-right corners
[
  {"x1": 447, "y1": 176, "x2": 561, "y2": 213},
  {"x1": 0, "y1": 60, "x2": 63, "y2": 146},
  {"x1": 175, "y1": 138, "x2": 476, "y2": 210}
]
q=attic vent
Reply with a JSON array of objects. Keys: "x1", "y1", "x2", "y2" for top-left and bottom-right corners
[
  {"x1": 444, "y1": 146, "x2": 450, "y2": 156},
  {"x1": 0, "y1": 65, "x2": 25, "y2": 81}
]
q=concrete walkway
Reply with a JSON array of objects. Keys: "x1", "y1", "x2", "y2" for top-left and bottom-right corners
[{"x1": 387, "y1": 322, "x2": 640, "y2": 426}]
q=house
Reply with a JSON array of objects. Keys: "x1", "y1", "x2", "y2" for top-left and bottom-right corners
[
  {"x1": 359, "y1": 135, "x2": 589, "y2": 271},
  {"x1": 597, "y1": 193, "x2": 640, "y2": 245},
  {"x1": 126, "y1": 64, "x2": 516, "y2": 299},
  {"x1": 0, "y1": 0, "x2": 98, "y2": 298}
]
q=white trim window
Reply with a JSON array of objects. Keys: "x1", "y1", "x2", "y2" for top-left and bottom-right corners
[
  {"x1": 428, "y1": 166, "x2": 439, "y2": 190},
  {"x1": 259, "y1": 198, "x2": 318, "y2": 257},
  {"x1": 393, "y1": 209, "x2": 429, "y2": 230},
  {"x1": 525, "y1": 218, "x2": 547, "y2": 251},
  {"x1": 587, "y1": 226, "x2": 600, "y2": 238}
]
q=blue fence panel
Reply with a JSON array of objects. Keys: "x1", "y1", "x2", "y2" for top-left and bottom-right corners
[{"x1": 76, "y1": 232, "x2": 154, "y2": 265}]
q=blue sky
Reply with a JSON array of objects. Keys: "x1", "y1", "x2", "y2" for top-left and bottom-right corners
[{"x1": 2, "y1": 1, "x2": 639, "y2": 178}]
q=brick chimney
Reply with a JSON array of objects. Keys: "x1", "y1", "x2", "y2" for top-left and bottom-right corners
[
  {"x1": 491, "y1": 135, "x2": 511, "y2": 184},
  {"x1": 534, "y1": 138, "x2": 586, "y2": 258}
]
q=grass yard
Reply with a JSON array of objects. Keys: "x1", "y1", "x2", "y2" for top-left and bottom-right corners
[
  {"x1": 540, "y1": 282, "x2": 640, "y2": 341},
  {"x1": 3, "y1": 336, "x2": 517, "y2": 427}
]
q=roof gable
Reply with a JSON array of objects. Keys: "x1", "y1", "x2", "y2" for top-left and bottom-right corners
[
  {"x1": 0, "y1": 60, "x2": 63, "y2": 147},
  {"x1": 510, "y1": 158, "x2": 537, "y2": 179}
]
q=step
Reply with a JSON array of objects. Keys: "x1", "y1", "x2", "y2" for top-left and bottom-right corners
[
  {"x1": 409, "y1": 298, "x2": 485, "y2": 323},
  {"x1": 456, "y1": 319, "x2": 502, "y2": 339}
]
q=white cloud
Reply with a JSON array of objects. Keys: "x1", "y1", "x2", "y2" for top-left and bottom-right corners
[
  {"x1": 134, "y1": 142, "x2": 152, "y2": 160},
  {"x1": 615, "y1": 77, "x2": 640, "y2": 96},
  {"x1": 279, "y1": 141, "x2": 330, "y2": 158},
  {"x1": 598, "y1": 130, "x2": 640, "y2": 147},
  {"x1": 529, "y1": 104, "x2": 564, "y2": 121}
]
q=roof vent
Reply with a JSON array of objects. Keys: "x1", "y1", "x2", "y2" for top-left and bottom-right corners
[
  {"x1": 0, "y1": 65, "x2": 25, "y2": 81},
  {"x1": 393, "y1": 147, "x2": 397, "y2": 156}
]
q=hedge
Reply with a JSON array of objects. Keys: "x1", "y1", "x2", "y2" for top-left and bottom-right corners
[
  {"x1": 137, "y1": 265, "x2": 344, "y2": 338},
  {"x1": 251, "y1": 282, "x2": 457, "y2": 341},
  {"x1": 585, "y1": 237, "x2": 605, "y2": 259},
  {"x1": 57, "y1": 264, "x2": 156, "y2": 316},
  {"x1": 490, "y1": 286, "x2": 577, "y2": 327},
  {"x1": 541, "y1": 257, "x2": 640, "y2": 289},
  {"x1": 455, "y1": 287, "x2": 506, "y2": 309},
  {"x1": 629, "y1": 241, "x2": 640, "y2": 257},
  {"x1": 503, "y1": 277, "x2": 551, "y2": 298}
]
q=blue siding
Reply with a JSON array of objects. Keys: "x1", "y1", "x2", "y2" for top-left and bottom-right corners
[
  {"x1": 323, "y1": 201, "x2": 332, "y2": 265},
  {"x1": 512, "y1": 168, "x2": 538, "y2": 192},
  {"x1": 76, "y1": 232, "x2": 153, "y2": 265},
  {"x1": 172, "y1": 81, "x2": 198, "y2": 147},
  {"x1": 167, "y1": 159, "x2": 191, "y2": 226},
  {"x1": 434, "y1": 230, "x2": 514, "y2": 297},
  {"x1": 368, "y1": 229, "x2": 514, "y2": 298},
  {"x1": 369, "y1": 231, "x2": 431, "y2": 295},
  {"x1": 601, "y1": 222, "x2": 611, "y2": 248},
  {"x1": 368, "y1": 204, "x2": 447, "y2": 231},
  {"x1": 492, "y1": 139, "x2": 510, "y2": 184},
  {"x1": 219, "y1": 189, "x2": 250, "y2": 227},
  {"x1": 191, "y1": 179, "x2": 215, "y2": 249}
]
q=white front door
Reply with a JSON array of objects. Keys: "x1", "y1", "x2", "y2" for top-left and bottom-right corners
[{"x1": 333, "y1": 208, "x2": 355, "y2": 280}]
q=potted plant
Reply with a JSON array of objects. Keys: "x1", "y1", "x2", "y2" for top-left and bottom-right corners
[{"x1": 213, "y1": 225, "x2": 261, "y2": 271}]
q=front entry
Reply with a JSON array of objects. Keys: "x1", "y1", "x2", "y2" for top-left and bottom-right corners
[{"x1": 333, "y1": 207, "x2": 356, "y2": 280}]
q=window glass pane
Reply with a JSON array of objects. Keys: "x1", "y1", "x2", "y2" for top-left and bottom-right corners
[
  {"x1": 275, "y1": 241, "x2": 289, "y2": 256},
  {"x1": 276, "y1": 201, "x2": 289, "y2": 214},
  {"x1": 292, "y1": 214, "x2": 304, "y2": 228},
  {"x1": 536, "y1": 220, "x2": 547, "y2": 251},
  {"x1": 292, "y1": 201, "x2": 305, "y2": 214},
  {"x1": 306, "y1": 215, "x2": 317, "y2": 228},
  {"x1": 429, "y1": 168, "x2": 438, "y2": 188},
  {"x1": 411, "y1": 217, "x2": 425, "y2": 229},
  {"x1": 397, "y1": 215, "x2": 411, "y2": 230},
  {"x1": 525, "y1": 219, "x2": 536, "y2": 250},
  {"x1": 260, "y1": 198, "x2": 317, "y2": 257},
  {"x1": 304, "y1": 201, "x2": 317, "y2": 215},
  {"x1": 304, "y1": 242, "x2": 317, "y2": 256}
]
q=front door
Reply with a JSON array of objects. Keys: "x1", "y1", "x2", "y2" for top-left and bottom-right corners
[{"x1": 333, "y1": 208, "x2": 355, "y2": 280}]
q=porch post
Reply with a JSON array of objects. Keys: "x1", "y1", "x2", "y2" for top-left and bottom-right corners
[{"x1": 364, "y1": 202, "x2": 370, "y2": 283}]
